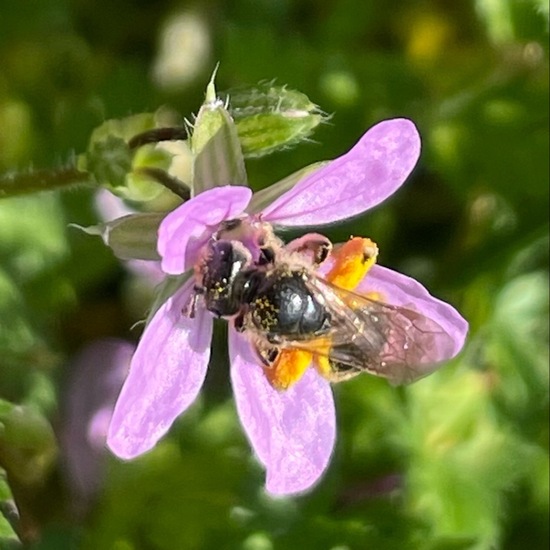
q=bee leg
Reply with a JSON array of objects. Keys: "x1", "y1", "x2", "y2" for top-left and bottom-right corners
[
  {"x1": 286, "y1": 233, "x2": 333, "y2": 266},
  {"x1": 214, "y1": 218, "x2": 243, "y2": 239},
  {"x1": 255, "y1": 344, "x2": 279, "y2": 367},
  {"x1": 184, "y1": 286, "x2": 203, "y2": 318},
  {"x1": 233, "y1": 312, "x2": 246, "y2": 332}
]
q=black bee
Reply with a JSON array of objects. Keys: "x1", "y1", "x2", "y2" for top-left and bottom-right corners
[{"x1": 191, "y1": 218, "x2": 453, "y2": 386}]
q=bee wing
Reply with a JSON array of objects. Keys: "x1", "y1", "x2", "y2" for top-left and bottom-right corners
[{"x1": 299, "y1": 276, "x2": 457, "y2": 385}]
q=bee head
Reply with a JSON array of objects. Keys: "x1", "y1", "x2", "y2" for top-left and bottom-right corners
[{"x1": 201, "y1": 240, "x2": 252, "y2": 317}]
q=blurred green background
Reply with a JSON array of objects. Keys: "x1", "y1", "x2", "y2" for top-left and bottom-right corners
[{"x1": 0, "y1": 0, "x2": 548, "y2": 549}]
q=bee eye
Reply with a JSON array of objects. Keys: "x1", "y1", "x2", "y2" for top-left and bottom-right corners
[{"x1": 206, "y1": 241, "x2": 249, "y2": 281}]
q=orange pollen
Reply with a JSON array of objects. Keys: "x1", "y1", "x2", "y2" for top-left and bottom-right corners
[
  {"x1": 326, "y1": 237, "x2": 379, "y2": 290},
  {"x1": 264, "y1": 236, "x2": 380, "y2": 390},
  {"x1": 312, "y1": 340, "x2": 333, "y2": 378},
  {"x1": 264, "y1": 349, "x2": 312, "y2": 390}
]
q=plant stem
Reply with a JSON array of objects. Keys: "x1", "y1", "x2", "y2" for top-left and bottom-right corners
[
  {"x1": 0, "y1": 166, "x2": 91, "y2": 198},
  {"x1": 128, "y1": 127, "x2": 189, "y2": 150},
  {"x1": 135, "y1": 167, "x2": 191, "y2": 201}
]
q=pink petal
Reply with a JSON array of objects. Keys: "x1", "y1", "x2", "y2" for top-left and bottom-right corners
[
  {"x1": 94, "y1": 188, "x2": 134, "y2": 221},
  {"x1": 158, "y1": 186, "x2": 252, "y2": 275},
  {"x1": 356, "y1": 264, "x2": 468, "y2": 359},
  {"x1": 229, "y1": 329, "x2": 336, "y2": 496},
  {"x1": 61, "y1": 339, "x2": 134, "y2": 507},
  {"x1": 125, "y1": 259, "x2": 165, "y2": 286},
  {"x1": 107, "y1": 280, "x2": 212, "y2": 458},
  {"x1": 261, "y1": 119, "x2": 421, "y2": 227}
]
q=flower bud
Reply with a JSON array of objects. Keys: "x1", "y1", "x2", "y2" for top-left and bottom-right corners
[
  {"x1": 78, "y1": 112, "x2": 173, "y2": 202},
  {"x1": 191, "y1": 77, "x2": 247, "y2": 192},
  {"x1": 227, "y1": 83, "x2": 326, "y2": 158}
]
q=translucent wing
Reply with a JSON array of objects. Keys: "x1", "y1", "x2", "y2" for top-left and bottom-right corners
[{"x1": 283, "y1": 275, "x2": 456, "y2": 385}]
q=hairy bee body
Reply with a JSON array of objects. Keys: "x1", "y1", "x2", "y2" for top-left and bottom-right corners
[{"x1": 193, "y1": 218, "x2": 453, "y2": 386}]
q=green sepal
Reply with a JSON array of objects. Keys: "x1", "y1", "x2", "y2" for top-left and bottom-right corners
[
  {"x1": 125, "y1": 145, "x2": 174, "y2": 201},
  {"x1": 227, "y1": 83, "x2": 327, "y2": 158},
  {"x1": 146, "y1": 272, "x2": 191, "y2": 325},
  {"x1": 247, "y1": 161, "x2": 328, "y2": 213},
  {"x1": 191, "y1": 74, "x2": 248, "y2": 193},
  {"x1": 72, "y1": 212, "x2": 163, "y2": 261}
]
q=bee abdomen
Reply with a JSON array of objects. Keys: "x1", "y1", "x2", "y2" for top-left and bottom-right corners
[{"x1": 251, "y1": 271, "x2": 330, "y2": 337}]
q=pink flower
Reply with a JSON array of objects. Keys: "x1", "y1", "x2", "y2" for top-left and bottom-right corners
[
  {"x1": 107, "y1": 119, "x2": 468, "y2": 495},
  {"x1": 61, "y1": 339, "x2": 134, "y2": 514}
]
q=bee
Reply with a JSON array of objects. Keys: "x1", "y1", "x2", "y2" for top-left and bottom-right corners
[{"x1": 192, "y1": 218, "x2": 454, "y2": 388}]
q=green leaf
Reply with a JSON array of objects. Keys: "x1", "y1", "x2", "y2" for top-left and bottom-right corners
[
  {"x1": 475, "y1": 0, "x2": 549, "y2": 43},
  {"x1": 0, "y1": 268, "x2": 38, "y2": 360},
  {"x1": 488, "y1": 271, "x2": 549, "y2": 415},
  {"x1": 0, "y1": 195, "x2": 68, "y2": 278},
  {"x1": 86, "y1": 442, "x2": 245, "y2": 550},
  {"x1": 0, "y1": 471, "x2": 19, "y2": 546},
  {"x1": 0, "y1": 400, "x2": 15, "y2": 419},
  {"x1": 0, "y1": 404, "x2": 57, "y2": 486},
  {"x1": 405, "y1": 367, "x2": 535, "y2": 548},
  {"x1": 0, "y1": 514, "x2": 19, "y2": 549}
]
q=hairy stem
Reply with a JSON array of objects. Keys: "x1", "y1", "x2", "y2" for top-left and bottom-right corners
[{"x1": 0, "y1": 166, "x2": 91, "y2": 198}]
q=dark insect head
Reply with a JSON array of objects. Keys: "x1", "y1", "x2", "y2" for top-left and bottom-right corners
[{"x1": 201, "y1": 240, "x2": 252, "y2": 317}]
